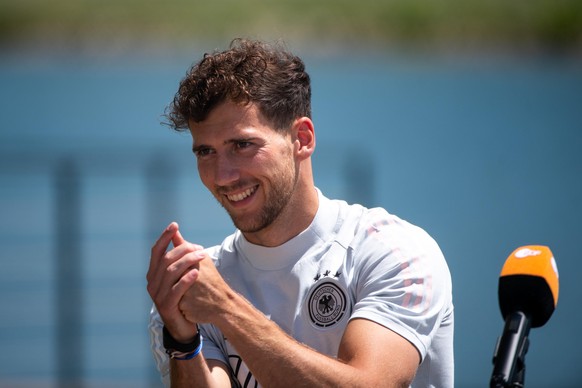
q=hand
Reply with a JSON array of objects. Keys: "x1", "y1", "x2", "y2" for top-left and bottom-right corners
[
  {"x1": 178, "y1": 251, "x2": 232, "y2": 325},
  {"x1": 146, "y1": 222, "x2": 205, "y2": 343}
]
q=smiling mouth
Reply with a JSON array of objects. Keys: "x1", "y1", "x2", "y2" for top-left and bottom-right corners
[{"x1": 226, "y1": 185, "x2": 258, "y2": 202}]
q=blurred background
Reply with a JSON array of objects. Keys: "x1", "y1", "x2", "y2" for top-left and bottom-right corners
[{"x1": 1, "y1": 0, "x2": 581, "y2": 387}]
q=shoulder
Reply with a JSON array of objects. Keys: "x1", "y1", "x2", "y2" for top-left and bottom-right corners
[
  {"x1": 317, "y1": 193, "x2": 447, "y2": 273},
  {"x1": 341, "y1": 205, "x2": 452, "y2": 299},
  {"x1": 321, "y1": 196, "x2": 442, "y2": 262},
  {"x1": 353, "y1": 207, "x2": 445, "y2": 264}
]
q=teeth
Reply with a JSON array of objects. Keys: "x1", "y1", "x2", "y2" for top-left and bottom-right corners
[{"x1": 227, "y1": 187, "x2": 256, "y2": 202}]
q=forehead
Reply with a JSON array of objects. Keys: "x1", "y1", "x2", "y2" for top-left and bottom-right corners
[{"x1": 188, "y1": 101, "x2": 274, "y2": 139}]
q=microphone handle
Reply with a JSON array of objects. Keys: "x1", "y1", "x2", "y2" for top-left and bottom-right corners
[{"x1": 490, "y1": 311, "x2": 531, "y2": 387}]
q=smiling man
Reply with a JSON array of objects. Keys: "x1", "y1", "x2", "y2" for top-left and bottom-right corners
[
  {"x1": 190, "y1": 101, "x2": 315, "y2": 246},
  {"x1": 147, "y1": 38, "x2": 454, "y2": 388}
]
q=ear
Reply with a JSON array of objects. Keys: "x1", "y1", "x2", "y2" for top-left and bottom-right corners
[{"x1": 293, "y1": 117, "x2": 316, "y2": 159}]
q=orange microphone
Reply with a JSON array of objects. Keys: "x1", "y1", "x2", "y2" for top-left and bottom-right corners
[
  {"x1": 491, "y1": 246, "x2": 559, "y2": 387},
  {"x1": 498, "y1": 245, "x2": 559, "y2": 327}
]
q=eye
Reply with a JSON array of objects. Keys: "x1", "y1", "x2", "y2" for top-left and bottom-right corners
[
  {"x1": 193, "y1": 146, "x2": 213, "y2": 157},
  {"x1": 234, "y1": 141, "x2": 253, "y2": 150}
]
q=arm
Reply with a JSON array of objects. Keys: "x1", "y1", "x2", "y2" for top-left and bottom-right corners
[
  {"x1": 178, "y1": 253, "x2": 421, "y2": 387},
  {"x1": 146, "y1": 222, "x2": 231, "y2": 387},
  {"x1": 169, "y1": 358, "x2": 231, "y2": 388},
  {"x1": 206, "y1": 293, "x2": 419, "y2": 387}
]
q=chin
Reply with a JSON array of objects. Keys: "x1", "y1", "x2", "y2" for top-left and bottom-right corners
[{"x1": 231, "y1": 214, "x2": 268, "y2": 234}]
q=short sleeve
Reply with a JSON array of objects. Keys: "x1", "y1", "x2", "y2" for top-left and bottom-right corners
[
  {"x1": 349, "y1": 210, "x2": 453, "y2": 360},
  {"x1": 148, "y1": 305, "x2": 171, "y2": 387}
]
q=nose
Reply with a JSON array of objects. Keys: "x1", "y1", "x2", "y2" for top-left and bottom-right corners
[{"x1": 213, "y1": 153, "x2": 240, "y2": 187}]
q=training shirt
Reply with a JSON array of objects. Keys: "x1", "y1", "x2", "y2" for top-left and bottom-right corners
[{"x1": 149, "y1": 189, "x2": 454, "y2": 387}]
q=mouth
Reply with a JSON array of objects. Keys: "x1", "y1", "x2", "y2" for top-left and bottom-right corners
[{"x1": 225, "y1": 185, "x2": 258, "y2": 203}]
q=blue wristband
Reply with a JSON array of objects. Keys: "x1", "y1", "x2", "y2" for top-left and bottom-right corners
[
  {"x1": 173, "y1": 337, "x2": 204, "y2": 360},
  {"x1": 163, "y1": 325, "x2": 203, "y2": 360}
]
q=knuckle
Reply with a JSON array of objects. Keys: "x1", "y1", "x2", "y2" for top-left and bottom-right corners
[
  {"x1": 181, "y1": 243, "x2": 196, "y2": 253},
  {"x1": 165, "y1": 259, "x2": 177, "y2": 271}
]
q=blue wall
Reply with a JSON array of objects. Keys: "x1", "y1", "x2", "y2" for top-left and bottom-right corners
[{"x1": 0, "y1": 53, "x2": 580, "y2": 386}]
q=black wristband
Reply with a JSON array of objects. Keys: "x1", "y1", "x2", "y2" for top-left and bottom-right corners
[{"x1": 163, "y1": 325, "x2": 201, "y2": 353}]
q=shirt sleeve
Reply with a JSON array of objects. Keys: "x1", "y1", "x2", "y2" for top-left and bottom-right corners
[
  {"x1": 148, "y1": 305, "x2": 171, "y2": 388},
  {"x1": 349, "y1": 210, "x2": 453, "y2": 361}
]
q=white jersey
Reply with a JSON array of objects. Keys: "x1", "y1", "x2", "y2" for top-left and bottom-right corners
[{"x1": 149, "y1": 190, "x2": 454, "y2": 387}]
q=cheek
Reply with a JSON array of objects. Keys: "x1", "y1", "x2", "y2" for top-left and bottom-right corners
[{"x1": 197, "y1": 164, "x2": 212, "y2": 188}]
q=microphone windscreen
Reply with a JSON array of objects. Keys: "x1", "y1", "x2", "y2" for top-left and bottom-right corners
[{"x1": 498, "y1": 246, "x2": 559, "y2": 328}]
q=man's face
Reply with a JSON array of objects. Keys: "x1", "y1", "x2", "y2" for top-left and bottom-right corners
[{"x1": 189, "y1": 101, "x2": 298, "y2": 234}]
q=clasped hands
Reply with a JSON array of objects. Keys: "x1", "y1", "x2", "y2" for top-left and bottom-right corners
[{"x1": 147, "y1": 222, "x2": 228, "y2": 343}]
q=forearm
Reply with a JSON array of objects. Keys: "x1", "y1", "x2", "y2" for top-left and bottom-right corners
[
  {"x1": 171, "y1": 249, "x2": 417, "y2": 387},
  {"x1": 216, "y1": 293, "x2": 378, "y2": 388},
  {"x1": 170, "y1": 354, "x2": 231, "y2": 388}
]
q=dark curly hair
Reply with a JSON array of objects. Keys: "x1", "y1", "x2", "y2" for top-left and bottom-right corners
[{"x1": 165, "y1": 38, "x2": 311, "y2": 132}]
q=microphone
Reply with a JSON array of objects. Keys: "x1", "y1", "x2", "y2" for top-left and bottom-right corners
[{"x1": 490, "y1": 246, "x2": 559, "y2": 388}]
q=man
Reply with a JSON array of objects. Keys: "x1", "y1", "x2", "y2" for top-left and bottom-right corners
[{"x1": 147, "y1": 38, "x2": 454, "y2": 387}]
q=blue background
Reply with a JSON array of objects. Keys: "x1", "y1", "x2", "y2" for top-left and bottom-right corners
[{"x1": 0, "y1": 52, "x2": 581, "y2": 386}]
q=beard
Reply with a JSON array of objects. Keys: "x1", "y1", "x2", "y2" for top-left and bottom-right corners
[{"x1": 221, "y1": 160, "x2": 298, "y2": 234}]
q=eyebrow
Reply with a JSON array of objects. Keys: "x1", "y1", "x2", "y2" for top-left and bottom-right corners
[{"x1": 192, "y1": 137, "x2": 260, "y2": 153}]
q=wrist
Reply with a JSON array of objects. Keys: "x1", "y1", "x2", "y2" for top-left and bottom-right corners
[{"x1": 163, "y1": 325, "x2": 203, "y2": 360}]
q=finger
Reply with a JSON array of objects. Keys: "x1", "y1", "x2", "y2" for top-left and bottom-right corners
[
  {"x1": 164, "y1": 270, "x2": 199, "y2": 309},
  {"x1": 166, "y1": 242, "x2": 205, "y2": 264},
  {"x1": 147, "y1": 222, "x2": 179, "y2": 283},
  {"x1": 151, "y1": 222, "x2": 179, "y2": 259},
  {"x1": 172, "y1": 227, "x2": 186, "y2": 248},
  {"x1": 155, "y1": 266, "x2": 200, "y2": 320},
  {"x1": 165, "y1": 250, "x2": 206, "y2": 281},
  {"x1": 173, "y1": 268, "x2": 202, "y2": 312},
  {"x1": 149, "y1": 249, "x2": 205, "y2": 300},
  {"x1": 148, "y1": 243, "x2": 203, "y2": 298},
  {"x1": 175, "y1": 268, "x2": 201, "y2": 293}
]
